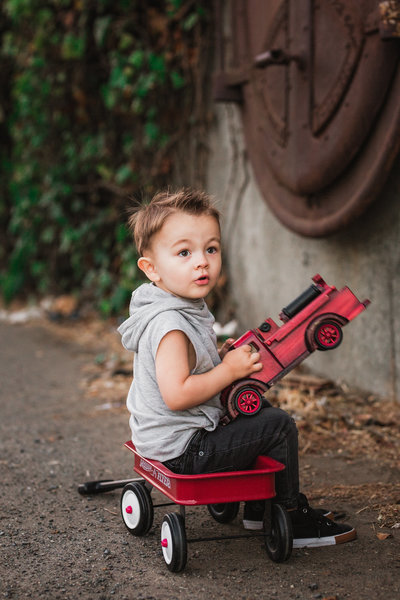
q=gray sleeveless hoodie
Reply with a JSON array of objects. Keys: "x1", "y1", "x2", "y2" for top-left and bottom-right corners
[{"x1": 118, "y1": 283, "x2": 223, "y2": 461}]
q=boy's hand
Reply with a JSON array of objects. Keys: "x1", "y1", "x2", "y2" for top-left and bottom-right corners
[
  {"x1": 218, "y1": 338, "x2": 235, "y2": 359},
  {"x1": 221, "y1": 344, "x2": 262, "y2": 380}
]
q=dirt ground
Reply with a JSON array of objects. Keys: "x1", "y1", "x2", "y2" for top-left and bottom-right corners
[{"x1": 0, "y1": 316, "x2": 399, "y2": 600}]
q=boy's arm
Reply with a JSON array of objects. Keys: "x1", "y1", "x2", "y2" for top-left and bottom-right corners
[{"x1": 156, "y1": 330, "x2": 262, "y2": 411}]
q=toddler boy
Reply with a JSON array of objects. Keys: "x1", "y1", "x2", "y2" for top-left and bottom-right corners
[{"x1": 118, "y1": 188, "x2": 356, "y2": 548}]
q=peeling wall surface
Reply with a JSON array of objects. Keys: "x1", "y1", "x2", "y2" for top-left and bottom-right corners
[{"x1": 207, "y1": 105, "x2": 400, "y2": 400}]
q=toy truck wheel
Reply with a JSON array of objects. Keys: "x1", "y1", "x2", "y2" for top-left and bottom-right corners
[
  {"x1": 234, "y1": 386, "x2": 263, "y2": 416},
  {"x1": 314, "y1": 320, "x2": 343, "y2": 350},
  {"x1": 264, "y1": 503, "x2": 293, "y2": 562},
  {"x1": 207, "y1": 502, "x2": 240, "y2": 523},
  {"x1": 121, "y1": 482, "x2": 153, "y2": 536},
  {"x1": 161, "y1": 513, "x2": 187, "y2": 572}
]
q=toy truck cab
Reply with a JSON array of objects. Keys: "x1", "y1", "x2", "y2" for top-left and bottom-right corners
[{"x1": 220, "y1": 274, "x2": 370, "y2": 423}]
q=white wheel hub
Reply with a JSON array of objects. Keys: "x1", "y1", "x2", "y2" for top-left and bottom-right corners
[
  {"x1": 121, "y1": 489, "x2": 141, "y2": 529},
  {"x1": 161, "y1": 521, "x2": 173, "y2": 564}
]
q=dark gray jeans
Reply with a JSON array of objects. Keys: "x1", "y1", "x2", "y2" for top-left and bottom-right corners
[{"x1": 163, "y1": 406, "x2": 299, "y2": 509}]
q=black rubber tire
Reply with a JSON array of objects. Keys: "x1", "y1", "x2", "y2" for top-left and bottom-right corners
[
  {"x1": 264, "y1": 503, "x2": 293, "y2": 562},
  {"x1": 161, "y1": 513, "x2": 187, "y2": 572},
  {"x1": 207, "y1": 502, "x2": 240, "y2": 523},
  {"x1": 314, "y1": 320, "x2": 343, "y2": 351},
  {"x1": 120, "y1": 482, "x2": 153, "y2": 536}
]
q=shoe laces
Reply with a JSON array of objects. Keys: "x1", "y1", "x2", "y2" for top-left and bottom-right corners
[{"x1": 301, "y1": 505, "x2": 333, "y2": 536}]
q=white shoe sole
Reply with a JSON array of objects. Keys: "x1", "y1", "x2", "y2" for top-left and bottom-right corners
[
  {"x1": 293, "y1": 527, "x2": 357, "y2": 548},
  {"x1": 243, "y1": 519, "x2": 263, "y2": 531}
]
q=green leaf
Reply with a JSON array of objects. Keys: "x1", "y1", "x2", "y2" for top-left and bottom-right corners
[
  {"x1": 101, "y1": 84, "x2": 118, "y2": 109},
  {"x1": 96, "y1": 164, "x2": 113, "y2": 181},
  {"x1": 41, "y1": 226, "x2": 55, "y2": 243},
  {"x1": 170, "y1": 71, "x2": 185, "y2": 89},
  {"x1": 148, "y1": 53, "x2": 166, "y2": 75},
  {"x1": 109, "y1": 64, "x2": 128, "y2": 89},
  {"x1": 31, "y1": 260, "x2": 45, "y2": 276},
  {"x1": 145, "y1": 121, "x2": 160, "y2": 143},
  {"x1": 98, "y1": 298, "x2": 111, "y2": 317},
  {"x1": 4, "y1": 0, "x2": 33, "y2": 20},
  {"x1": 127, "y1": 50, "x2": 145, "y2": 68},
  {"x1": 183, "y1": 12, "x2": 199, "y2": 30},
  {"x1": 116, "y1": 223, "x2": 129, "y2": 243},
  {"x1": 61, "y1": 33, "x2": 86, "y2": 60},
  {"x1": 119, "y1": 33, "x2": 134, "y2": 51},
  {"x1": 94, "y1": 15, "x2": 112, "y2": 47},
  {"x1": 115, "y1": 164, "x2": 133, "y2": 185}
]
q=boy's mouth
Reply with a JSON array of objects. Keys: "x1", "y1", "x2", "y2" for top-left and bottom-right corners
[{"x1": 195, "y1": 275, "x2": 209, "y2": 285}]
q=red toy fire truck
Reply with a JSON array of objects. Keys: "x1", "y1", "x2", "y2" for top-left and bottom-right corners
[{"x1": 220, "y1": 274, "x2": 370, "y2": 423}]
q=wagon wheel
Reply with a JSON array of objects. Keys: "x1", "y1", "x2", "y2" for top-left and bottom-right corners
[
  {"x1": 264, "y1": 503, "x2": 293, "y2": 562},
  {"x1": 121, "y1": 482, "x2": 153, "y2": 536},
  {"x1": 207, "y1": 502, "x2": 240, "y2": 523},
  {"x1": 314, "y1": 320, "x2": 343, "y2": 351},
  {"x1": 160, "y1": 513, "x2": 187, "y2": 572}
]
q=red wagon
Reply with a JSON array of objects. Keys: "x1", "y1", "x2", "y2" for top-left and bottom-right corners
[
  {"x1": 120, "y1": 442, "x2": 291, "y2": 571},
  {"x1": 79, "y1": 445, "x2": 292, "y2": 572}
]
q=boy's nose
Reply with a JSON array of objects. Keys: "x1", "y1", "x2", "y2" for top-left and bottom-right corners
[{"x1": 195, "y1": 253, "x2": 208, "y2": 268}]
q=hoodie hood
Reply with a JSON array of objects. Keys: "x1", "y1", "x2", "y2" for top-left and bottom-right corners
[{"x1": 117, "y1": 283, "x2": 215, "y2": 353}]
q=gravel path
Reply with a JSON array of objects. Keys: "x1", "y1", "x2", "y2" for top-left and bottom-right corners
[{"x1": 0, "y1": 321, "x2": 398, "y2": 600}]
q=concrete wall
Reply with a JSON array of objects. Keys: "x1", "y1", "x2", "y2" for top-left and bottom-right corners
[{"x1": 207, "y1": 104, "x2": 400, "y2": 400}]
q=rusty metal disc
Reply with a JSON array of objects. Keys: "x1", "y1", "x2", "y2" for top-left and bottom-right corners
[{"x1": 226, "y1": 0, "x2": 400, "y2": 236}]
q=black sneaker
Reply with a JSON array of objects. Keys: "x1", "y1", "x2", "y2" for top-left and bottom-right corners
[
  {"x1": 298, "y1": 492, "x2": 334, "y2": 520},
  {"x1": 291, "y1": 502, "x2": 357, "y2": 548},
  {"x1": 243, "y1": 494, "x2": 334, "y2": 531},
  {"x1": 243, "y1": 500, "x2": 265, "y2": 530}
]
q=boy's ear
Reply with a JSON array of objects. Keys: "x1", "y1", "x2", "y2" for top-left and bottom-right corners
[{"x1": 137, "y1": 256, "x2": 160, "y2": 282}]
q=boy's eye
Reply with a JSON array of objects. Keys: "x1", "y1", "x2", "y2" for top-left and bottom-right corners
[
  {"x1": 207, "y1": 246, "x2": 219, "y2": 254},
  {"x1": 178, "y1": 249, "x2": 190, "y2": 257}
]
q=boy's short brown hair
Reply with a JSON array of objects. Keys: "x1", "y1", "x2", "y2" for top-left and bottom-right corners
[{"x1": 128, "y1": 188, "x2": 220, "y2": 255}]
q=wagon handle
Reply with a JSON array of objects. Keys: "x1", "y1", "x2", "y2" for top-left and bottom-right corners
[{"x1": 77, "y1": 477, "x2": 144, "y2": 495}]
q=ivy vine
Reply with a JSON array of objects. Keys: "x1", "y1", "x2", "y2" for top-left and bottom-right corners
[{"x1": 0, "y1": 0, "x2": 213, "y2": 315}]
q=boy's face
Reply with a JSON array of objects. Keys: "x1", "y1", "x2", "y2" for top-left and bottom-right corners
[{"x1": 138, "y1": 212, "x2": 221, "y2": 300}]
